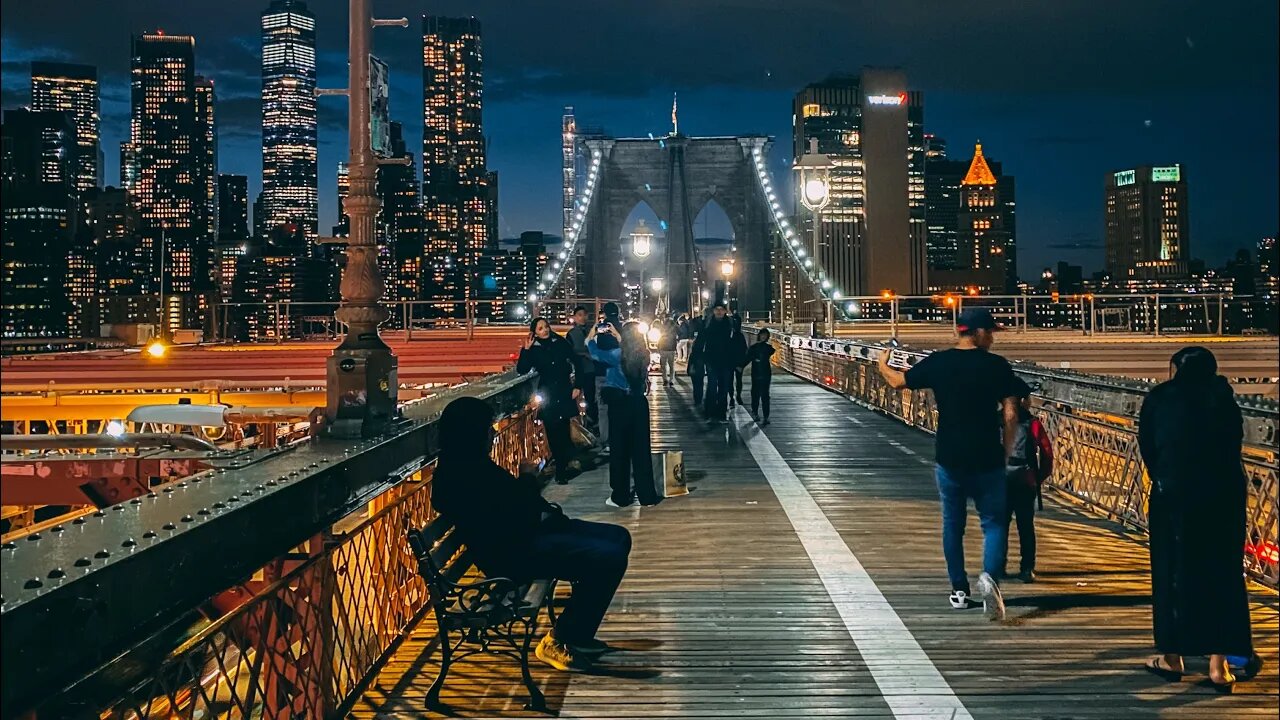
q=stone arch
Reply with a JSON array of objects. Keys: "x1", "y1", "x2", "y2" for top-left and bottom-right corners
[{"x1": 579, "y1": 135, "x2": 774, "y2": 314}]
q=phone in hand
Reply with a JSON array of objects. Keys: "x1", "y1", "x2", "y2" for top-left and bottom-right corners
[{"x1": 886, "y1": 348, "x2": 912, "y2": 370}]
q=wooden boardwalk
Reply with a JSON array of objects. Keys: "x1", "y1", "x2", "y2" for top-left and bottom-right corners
[{"x1": 351, "y1": 374, "x2": 1279, "y2": 719}]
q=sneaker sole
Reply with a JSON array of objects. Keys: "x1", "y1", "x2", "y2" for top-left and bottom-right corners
[{"x1": 976, "y1": 574, "x2": 1006, "y2": 621}]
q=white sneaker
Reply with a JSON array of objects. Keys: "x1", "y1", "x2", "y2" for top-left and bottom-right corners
[
  {"x1": 976, "y1": 572, "x2": 1005, "y2": 621},
  {"x1": 948, "y1": 590, "x2": 975, "y2": 609},
  {"x1": 605, "y1": 497, "x2": 635, "y2": 508}
]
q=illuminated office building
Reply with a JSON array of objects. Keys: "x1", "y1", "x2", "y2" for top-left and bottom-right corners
[
  {"x1": 422, "y1": 15, "x2": 488, "y2": 315},
  {"x1": 196, "y1": 75, "x2": 218, "y2": 291},
  {"x1": 31, "y1": 61, "x2": 100, "y2": 193},
  {"x1": 1104, "y1": 164, "x2": 1189, "y2": 278},
  {"x1": 128, "y1": 32, "x2": 212, "y2": 325},
  {"x1": 380, "y1": 122, "x2": 423, "y2": 301},
  {"x1": 927, "y1": 142, "x2": 1016, "y2": 292},
  {"x1": 217, "y1": 174, "x2": 249, "y2": 298},
  {"x1": 1, "y1": 109, "x2": 77, "y2": 336},
  {"x1": 261, "y1": 0, "x2": 318, "y2": 239},
  {"x1": 792, "y1": 69, "x2": 926, "y2": 297}
]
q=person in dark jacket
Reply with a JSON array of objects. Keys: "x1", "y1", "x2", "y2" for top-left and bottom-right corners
[
  {"x1": 1139, "y1": 346, "x2": 1261, "y2": 691},
  {"x1": 693, "y1": 303, "x2": 736, "y2": 421},
  {"x1": 742, "y1": 327, "x2": 776, "y2": 424},
  {"x1": 589, "y1": 320, "x2": 661, "y2": 507},
  {"x1": 564, "y1": 306, "x2": 597, "y2": 428},
  {"x1": 516, "y1": 317, "x2": 581, "y2": 483},
  {"x1": 656, "y1": 315, "x2": 679, "y2": 385},
  {"x1": 431, "y1": 396, "x2": 633, "y2": 671},
  {"x1": 687, "y1": 315, "x2": 706, "y2": 405},
  {"x1": 591, "y1": 302, "x2": 624, "y2": 451},
  {"x1": 729, "y1": 315, "x2": 749, "y2": 406},
  {"x1": 675, "y1": 315, "x2": 693, "y2": 363}
]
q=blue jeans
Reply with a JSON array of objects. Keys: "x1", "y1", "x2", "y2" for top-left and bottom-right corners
[{"x1": 935, "y1": 464, "x2": 1008, "y2": 592}]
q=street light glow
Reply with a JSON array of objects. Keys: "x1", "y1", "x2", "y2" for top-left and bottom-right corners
[
  {"x1": 145, "y1": 339, "x2": 168, "y2": 359},
  {"x1": 803, "y1": 177, "x2": 830, "y2": 206},
  {"x1": 720, "y1": 260, "x2": 734, "y2": 277},
  {"x1": 650, "y1": 277, "x2": 665, "y2": 292}
]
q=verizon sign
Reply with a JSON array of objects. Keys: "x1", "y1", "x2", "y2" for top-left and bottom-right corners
[{"x1": 866, "y1": 92, "x2": 906, "y2": 106}]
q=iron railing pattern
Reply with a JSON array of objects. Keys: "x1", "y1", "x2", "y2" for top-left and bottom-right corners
[
  {"x1": 772, "y1": 333, "x2": 1280, "y2": 590},
  {"x1": 47, "y1": 393, "x2": 550, "y2": 719}
]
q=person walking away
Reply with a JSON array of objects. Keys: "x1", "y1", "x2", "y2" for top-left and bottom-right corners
[
  {"x1": 676, "y1": 315, "x2": 692, "y2": 363},
  {"x1": 431, "y1": 396, "x2": 632, "y2": 671},
  {"x1": 1139, "y1": 346, "x2": 1262, "y2": 691},
  {"x1": 687, "y1": 315, "x2": 706, "y2": 406},
  {"x1": 656, "y1": 315, "x2": 678, "y2": 385},
  {"x1": 730, "y1": 315, "x2": 749, "y2": 406},
  {"x1": 565, "y1": 306, "x2": 598, "y2": 430},
  {"x1": 516, "y1": 317, "x2": 582, "y2": 484},
  {"x1": 693, "y1": 303, "x2": 735, "y2": 421},
  {"x1": 589, "y1": 320, "x2": 661, "y2": 507},
  {"x1": 1003, "y1": 378, "x2": 1053, "y2": 583},
  {"x1": 742, "y1": 328, "x2": 776, "y2": 424},
  {"x1": 591, "y1": 302, "x2": 624, "y2": 453},
  {"x1": 877, "y1": 308, "x2": 1019, "y2": 621}
]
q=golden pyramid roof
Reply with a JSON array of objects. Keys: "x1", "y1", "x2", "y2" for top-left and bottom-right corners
[{"x1": 962, "y1": 141, "x2": 997, "y2": 186}]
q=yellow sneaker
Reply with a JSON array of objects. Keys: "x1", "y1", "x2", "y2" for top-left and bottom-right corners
[{"x1": 535, "y1": 634, "x2": 592, "y2": 671}]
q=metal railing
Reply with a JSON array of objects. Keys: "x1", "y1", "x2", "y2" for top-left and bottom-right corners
[
  {"x1": 769, "y1": 331, "x2": 1280, "y2": 590},
  {"x1": 3, "y1": 372, "x2": 550, "y2": 719}
]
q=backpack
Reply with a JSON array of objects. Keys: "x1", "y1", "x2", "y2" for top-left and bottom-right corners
[{"x1": 1007, "y1": 416, "x2": 1040, "y2": 477}]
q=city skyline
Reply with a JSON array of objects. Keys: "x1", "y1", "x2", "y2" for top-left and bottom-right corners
[{"x1": 1, "y1": 1, "x2": 1276, "y2": 279}]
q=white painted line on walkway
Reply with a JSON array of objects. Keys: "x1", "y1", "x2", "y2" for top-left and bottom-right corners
[
  {"x1": 733, "y1": 407, "x2": 973, "y2": 720},
  {"x1": 843, "y1": 414, "x2": 865, "y2": 426}
]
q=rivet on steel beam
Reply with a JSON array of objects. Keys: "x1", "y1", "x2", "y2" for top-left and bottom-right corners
[
  {"x1": 26, "y1": 534, "x2": 41, "y2": 542},
  {"x1": 213, "y1": 502, "x2": 226, "y2": 509},
  {"x1": 113, "y1": 505, "x2": 125, "y2": 512},
  {"x1": 163, "y1": 523, "x2": 177, "y2": 531},
  {"x1": 143, "y1": 531, "x2": 158, "y2": 539},
  {"x1": 2, "y1": 542, "x2": 17, "y2": 550},
  {"x1": 163, "y1": 487, "x2": 175, "y2": 493},
  {"x1": 47, "y1": 568, "x2": 66, "y2": 579},
  {"x1": 72, "y1": 517, "x2": 86, "y2": 525},
  {"x1": 93, "y1": 550, "x2": 110, "y2": 559},
  {"x1": 197, "y1": 508, "x2": 211, "y2": 516},
  {"x1": 50, "y1": 526, "x2": 64, "y2": 533},
  {"x1": 121, "y1": 538, "x2": 137, "y2": 548},
  {"x1": 181, "y1": 515, "x2": 194, "y2": 523},
  {"x1": 73, "y1": 557, "x2": 91, "y2": 567},
  {"x1": 23, "y1": 578, "x2": 43, "y2": 590},
  {"x1": 131, "y1": 498, "x2": 143, "y2": 505},
  {"x1": 93, "y1": 511, "x2": 106, "y2": 517}
]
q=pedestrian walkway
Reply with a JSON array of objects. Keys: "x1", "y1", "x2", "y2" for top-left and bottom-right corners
[{"x1": 351, "y1": 374, "x2": 1279, "y2": 719}]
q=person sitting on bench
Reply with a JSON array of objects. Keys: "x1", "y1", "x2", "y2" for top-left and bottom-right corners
[{"x1": 431, "y1": 396, "x2": 633, "y2": 671}]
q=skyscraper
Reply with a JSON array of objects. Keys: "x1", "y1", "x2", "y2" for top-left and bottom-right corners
[
  {"x1": 422, "y1": 15, "x2": 487, "y2": 315},
  {"x1": 924, "y1": 156, "x2": 968, "y2": 273},
  {"x1": 196, "y1": 75, "x2": 218, "y2": 291},
  {"x1": 1104, "y1": 164, "x2": 1190, "y2": 278},
  {"x1": 261, "y1": 0, "x2": 318, "y2": 239},
  {"x1": 1, "y1": 109, "x2": 77, "y2": 336},
  {"x1": 217, "y1": 174, "x2": 249, "y2": 299},
  {"x1": 31, "y1": 62, "x2": 100, "y2": 194},
  {"x1": 128, "y1": 32, "x2": 211, "y2": 326},
  {"x1": 792, "y1": 70, "x2": 926, "y2": 297},
  {"x1": 380, "y1": 122, "x2": 423, "y2": 301},
  {"x1": 948, "y1": 142, "x2": 1017, "y2": 292}
]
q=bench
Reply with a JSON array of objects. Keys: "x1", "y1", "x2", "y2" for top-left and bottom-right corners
[{"x1": 407, "y1": 515, "x2": 558, "y2": 712}]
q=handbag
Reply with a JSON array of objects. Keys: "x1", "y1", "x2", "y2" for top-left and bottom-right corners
[{"x1": 569, "y1": 417, "x2": 597, "y2": 449}]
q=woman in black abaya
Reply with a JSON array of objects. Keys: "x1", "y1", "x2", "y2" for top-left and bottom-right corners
[{"x1": 1138, "y1": 346, "x2": 1261, "y2": 691}]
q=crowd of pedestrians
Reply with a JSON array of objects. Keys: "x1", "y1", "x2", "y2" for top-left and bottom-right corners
[{"x1": 436, "y1": 301, "x2": 1264, "y2": 689}]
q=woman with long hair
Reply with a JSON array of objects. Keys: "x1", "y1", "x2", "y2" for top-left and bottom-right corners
[
  {"x1": 517, "y1": 317, "x2": 581, "y2": 484},
  {"x1": 589, "y1": 319, "x2": 660, "y2": 507},
  {"x1": 1139, "y1": 346, "x2": 1262, "y2": 691}
]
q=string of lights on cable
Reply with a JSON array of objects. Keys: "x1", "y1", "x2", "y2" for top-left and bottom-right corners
[
  {"x1": 750, "y1": 145, "x2": 849, "y2": 317},
  {"x1": 525, "y1": 149, "x2": 603, "y2": 314}
]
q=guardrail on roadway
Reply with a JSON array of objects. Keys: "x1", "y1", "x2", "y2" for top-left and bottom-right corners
[{"x1": 768, "y1": 331, "x2": 1280, "y2": 590}]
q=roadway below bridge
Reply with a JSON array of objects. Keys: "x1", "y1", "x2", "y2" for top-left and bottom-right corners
[
  {"x1": 353, "y1": 374, "x2": 1278, "y2": 719},
  {"x1": 833, "y1": 325, "x2": 1280, "y2": 396}
]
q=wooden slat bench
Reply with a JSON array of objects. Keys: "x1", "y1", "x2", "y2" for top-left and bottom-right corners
[{"x1": 407, "y1": 515, "x2": 558, "y2": 712}]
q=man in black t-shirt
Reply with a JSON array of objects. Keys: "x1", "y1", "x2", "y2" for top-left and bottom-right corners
[{"x1": 877, "y1": 308, "x2": 1019, "y2": 621}]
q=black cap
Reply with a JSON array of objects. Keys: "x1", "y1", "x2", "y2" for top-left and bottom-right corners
[
  {"x1": 602, "y1": 301, "x2": 621, "y2": 318},
  {"x1": 956, "y1": 307, "x2": 1002, "y2": 333}
]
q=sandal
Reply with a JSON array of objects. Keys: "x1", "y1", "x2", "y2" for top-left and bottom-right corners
[
  {"x1": 1202, "y1": 675, "x2": 1236, "y2": 694},
  {"x1": 1144, "y1": 656, "x2": 1184, "y2": 682}
]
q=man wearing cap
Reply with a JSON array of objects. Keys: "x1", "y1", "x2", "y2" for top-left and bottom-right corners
[{"x1": 876, "y1": 307, "x2": 1020, "y2": 621}]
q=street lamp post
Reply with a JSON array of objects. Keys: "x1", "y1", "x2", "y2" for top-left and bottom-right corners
[
  {"x1": 321, "y1": 0, "x2": 407, "y2": 437},
  {"x1": 631, "y1": 220, "x2": 653, "y2": 316},
  {"x1": 795, "y1": 138, "x2": 833, "y2": 334},
  {"x1": 719, "y1": 259, "x2": 735, "y2": 309}
]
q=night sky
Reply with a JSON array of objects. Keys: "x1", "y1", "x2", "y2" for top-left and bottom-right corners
[{"x1": 3, "y1": 1, "x2": 1276, "y2": 277}]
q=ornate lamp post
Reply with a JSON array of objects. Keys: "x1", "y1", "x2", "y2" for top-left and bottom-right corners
[
  {"x1": 795, "y1": 137, "x2": 833, "y2": 334},
  {"x1": 320, "y1": 0, "x2": 407, "y2": 437}
]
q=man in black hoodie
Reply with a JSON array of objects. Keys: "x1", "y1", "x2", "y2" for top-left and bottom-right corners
[{"x1": 693, "y1": 303, "x2": 735, "y2": 421}]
